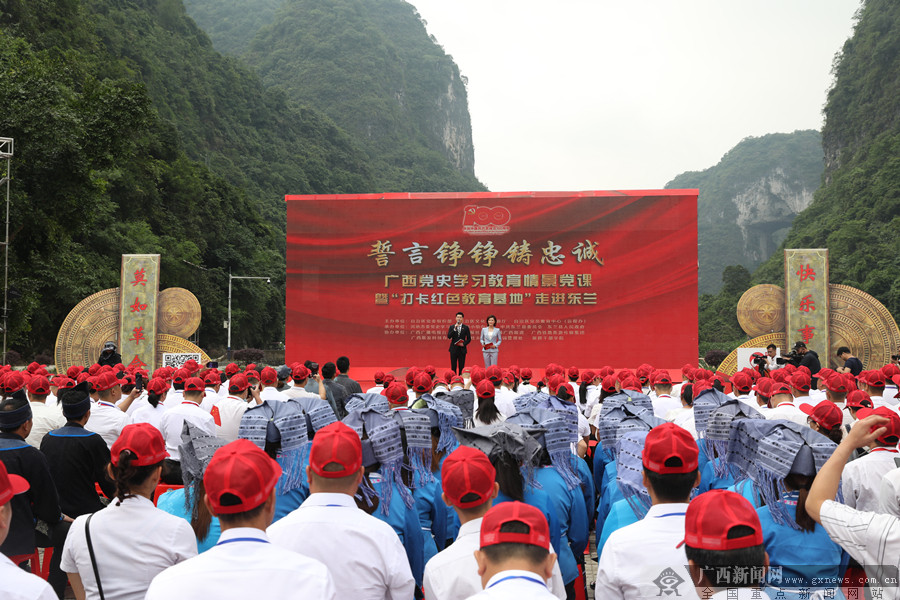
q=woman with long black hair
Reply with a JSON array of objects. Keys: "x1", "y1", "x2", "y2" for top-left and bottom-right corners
[{"x1": 61, "y1": 424, "x2": 196, "y2": 600}]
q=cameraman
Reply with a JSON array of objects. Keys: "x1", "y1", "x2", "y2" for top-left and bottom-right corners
[
  {"x1": 781, "y1": 341, "x2": 822, "y2": 389},
  {"x1": 765, "y1": 343, "x2": 783, "y2": 371}
]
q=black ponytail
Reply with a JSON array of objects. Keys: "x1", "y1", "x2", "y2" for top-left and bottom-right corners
[{"x1": 112, "y1": 450, "x2": 162, "y2": 506}]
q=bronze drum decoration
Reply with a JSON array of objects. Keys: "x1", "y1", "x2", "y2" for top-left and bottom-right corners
[
  {"x1": 737, "y1": 284, "x2": 786, "y2": 338},
  {"x1": 55, "y1": 289, "x2": 120, "y2": 373},
  {"x1": 157, "y1": 288, "x2": 202, "y2": 339}
]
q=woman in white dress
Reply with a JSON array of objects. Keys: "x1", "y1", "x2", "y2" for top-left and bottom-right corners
[{"x1": 480, "y1": 315, "x2": 501, "y2": 367}]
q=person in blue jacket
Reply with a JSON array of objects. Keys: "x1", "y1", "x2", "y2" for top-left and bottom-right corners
[
  {"x1": 727, "y1": 418, "x2": 847, "y2": 599},
  {"x1": 156, "y1": 422, "x2": 222, "y2": 552}
]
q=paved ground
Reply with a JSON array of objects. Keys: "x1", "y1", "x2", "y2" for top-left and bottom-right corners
[{"x1": 585, "y1": 532, "x2": 598, "y2": 599}]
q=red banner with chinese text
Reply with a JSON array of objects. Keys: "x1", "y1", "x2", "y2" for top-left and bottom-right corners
[{"x1": 285, "y1": 191, "x2": 698, "y2": 370}]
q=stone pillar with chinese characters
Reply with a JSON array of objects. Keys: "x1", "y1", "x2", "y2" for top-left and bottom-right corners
[
  {"x1": 784, "y1": 249, "x2": 829, "y2": 360},
  {"x1": 118, "y1": 254, "x2": 161, "y2": 372}
]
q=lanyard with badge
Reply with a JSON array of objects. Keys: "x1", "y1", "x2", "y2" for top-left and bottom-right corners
[{"x1": 487, "y1": 574, "x2": 547, "y2": 589}]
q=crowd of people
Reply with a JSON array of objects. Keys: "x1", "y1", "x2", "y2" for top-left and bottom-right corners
[{"x1": 2, "y1": 347, "x2": 900, "y2": 600}]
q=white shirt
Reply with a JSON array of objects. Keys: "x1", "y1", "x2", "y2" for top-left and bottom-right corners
[
  {"x1": 517, "y1": 383, "x2": 537, "y2": 396},
  {"x1": 120, "y1": 391, "x2": 148, "y2": 416},
  {"x1": 84, "y1": 401, "x2": 129, "y2": 448},
  {"x1": 130, "y1": 402, "x2": 168, "y2": 431},
  {"x1": 145, "y1": 527, "x2": 336, "y2": 600},
  {"x1": 267, "y1": 492, "x2": 415, "y2": 600},
  {"x1": 596, "y1": 503, "x2": 700, "y2": 600},
  {"x1": 158, "y1": 400, "x2": 216, "y2": 461},
  {"x1": 841, "y1": 447, "x2": 900, "y2": 512},
  {"x1": 652, "y1": 394, "x2": 682, "y2": 420},
  {"x1": 878, "y1": 467, "x2": 900, "y2": 517},
  {"x1": 0, "y1": 553, "x2": 56, "y2": 600},
  {"x1": 764, "y1": 401, "x2": 808, "y2": 427},
  {"x1": 464, "y1": 570, "x2": 558, "y2": 600},
  {"x1": 424, "y1": 517, "x2": 565, "y2": 600},
  {"x1": 214, "y1": 395, "x2": 252, "y2": 443},
  {"x1": 494, "y1": 387, "x2": 517, "y2": 419},
  {"x1": 25, "y1": 402, "x2": 66, "y2": 448},
  {"x1": 284, "y1": 385, "x2": 320, "y2": 401},
  {"x1": 200, "y1": 388, "x2": 220, "y2": 412},
  {"x1": 366, "y1": 385, "x2": 385, "y2": 395},
  {"x1": 819, "y1": 499, "x2": 900, "y2": 600},
  {"x1": 260, "y1": 386, "x2": 289, "y2": 402},
  {"x1": 61, "y1": 495, "x2": 197, "y2": 600},
  {"x1": 576, "y1": 411, "x2": 590, "y2": 439}
]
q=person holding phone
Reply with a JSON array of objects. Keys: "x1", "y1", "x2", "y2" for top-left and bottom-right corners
[{"x1": 480, "y1": 315, "x2": 501, "y2": 367}]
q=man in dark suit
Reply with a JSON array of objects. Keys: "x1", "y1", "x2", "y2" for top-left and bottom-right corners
[{"x1": 447, "y1": 312, "x2": 471, "y2": 375}]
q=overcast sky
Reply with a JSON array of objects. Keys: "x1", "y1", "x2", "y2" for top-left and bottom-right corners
[{"x1": 410, "y1": 0, "x2": 861, "y2": 191}]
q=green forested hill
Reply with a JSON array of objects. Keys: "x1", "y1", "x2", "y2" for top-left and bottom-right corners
[
  {"x1": 0, "y1": 0, "x2": 483, "y2": 358},
  {"x1": 186, "y1": 0, "x2": 485, "y2": 193},
  {"x1": 667, "y1": 131, "x2": 823, "y2": 294},
  {"x1": 753, "y1": 0, "x2": 900, "y2": 318},
  {"x1": 700, "y1": 0, "x2": 900, "y2": 354}
]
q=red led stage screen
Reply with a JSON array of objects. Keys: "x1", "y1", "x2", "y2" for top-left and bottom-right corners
[{"x1": 285, "y1": 191, "x2": 698, "y2": 369}]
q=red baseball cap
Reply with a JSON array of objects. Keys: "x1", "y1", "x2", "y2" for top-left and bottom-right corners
[
  {"x1": 450, "y1": 376, "x2": 464, "y2": 387},
  {"x1": 373, "y1": 370, "x2": 385, "y2": 384},
  {"x1": 405, "y1": 368, "x2": 418, "y2": 386},
  {"x1": 856, "y1": 407, "x2": 900, "y2": 443},
  {"x1": 413, "y1": 372, "x2": 432, "y2": 393},
  {"x1": 620, "y1": 376, "x2": 642, "y2": 392},
  {"x1": 383, "y1": 374, "x2": 396, "y2": 386},
  {"x1": 486, "y1": 365, "x2": 503, "y2": 384},
  {"x1": 224, "y1": 363, "x2": 241, "y2": 377},
  {"x1": 567, "y1": 366, "x2": 579, "y2": 379},
  {"x1": 480, "y1": 501, "x2": 550, "y2": 551},
  {"x1": 752, "y1": 377, "x2": 773, "y2": 396},
  {"x1": 441, "y1": 446, "x2": 496, "y2": 508},
  {"x1": 601, "y1": 375, "x2": 618, "y2": 393},
  {"x1": 817, "y1": 368, "x2": 836, "y2": 381},
  {"x1": 309, "y1": 422, "x2": 362, "y2": 478},
  {"x1": 204, "y1": 439, "x2": 282, "y2": 515},
  {"x1": 204, "y1": 371, "x2": 221, "y2": 387},
  {"x1": 53, "y1": 376, "x2": 76, "y2": 390},
  {"x1": 259, "y1": 367, "x2": 278, "y2": 386},
  {"x1": 228, "y1": 374, "x2": 250, "y2": 394},
  {"x1": 556, "y1": 382, "x2": 576, "y2": 398},
  {"x1": 846, "y1": 389, "x2": 873, "y2": 409},
  {"x1": 384, "y1": 382, "x2": 408, "y2": 405},
  {"x1": 790, "y1": 372, "x2": 811, "y2": 393},
  {"x1": 730, "y1": 372, "x2": 753, "y2": 393},
  {"x1": 800, "y1": 400, "x2": 843, "y2": 430},
  {"x1": 470, "y1": 368, "x2": 485, "y2": 386},
  {"x1": 643, "y1": 423, "x2": 699, "y2": 474},
  {"x1": 244, "y1": 370, "x2": 260, "y2": 381},
  {"x1": 66, "y1": 365, "x2": 84, "y2": 379},
  {"x1": 111, "y1": 423, "x2": 168, "y2": 466},
  {"x1": 822, "y1": 374, "x2": 852, "y2": 394},
  {"x1": 146, "y1": 377, "x2": 169, "y2": 395},
  {"x1": 865, "y1": 370, "x2": 887, "y2": 387},
  {"x1": 27, "y1": 375, "x2": 50, "y2": 396},
  {"x1": 424, "y1": 365, "x2": 436, "y2": 377},
  {"x1": 652, "y1": 371, "x2": 673, "y2": 386},
  {"x1": 882, "y1": 364, "x2": 900, "y2": 379},
  {"x1": 183, "y1": 359, "x2": 200, "y2": 373},
  {"x1": 770, "y1": 382, "x2": 793, "y2": 396},
  {"x1": 502, "y1": 372, "x2": 515, "y2": 386},
  {"x1": 245, "y1": 363, "x2": 257, "y2": 373},
  {"x1": 520, "y1": 368, "x2": 533, "y2": 380},
  {"x1": 291, "y1": 365, "x2": 310, "y2": 381},
  {"x1": 184, "y1": 377, "x2": 205, "y2": 392},
  {"x1": 93, "y1": 372, "x2": 122, "y2": 393},
  {"x1": 172, "y1": 368, "x2": 190, "y2": 384},
  {"x1": 684, "y1": 489, "x2": 763, "y2": 551},
  {"x1": 0, "y1": 460, "x2": 29, "y2": 506},
  {"x1": 580, "y1": 370, "x2": 596, "y2": 384},
  {"x1": 476, "y1": 379, "x2": 495, "y2": 400}
]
